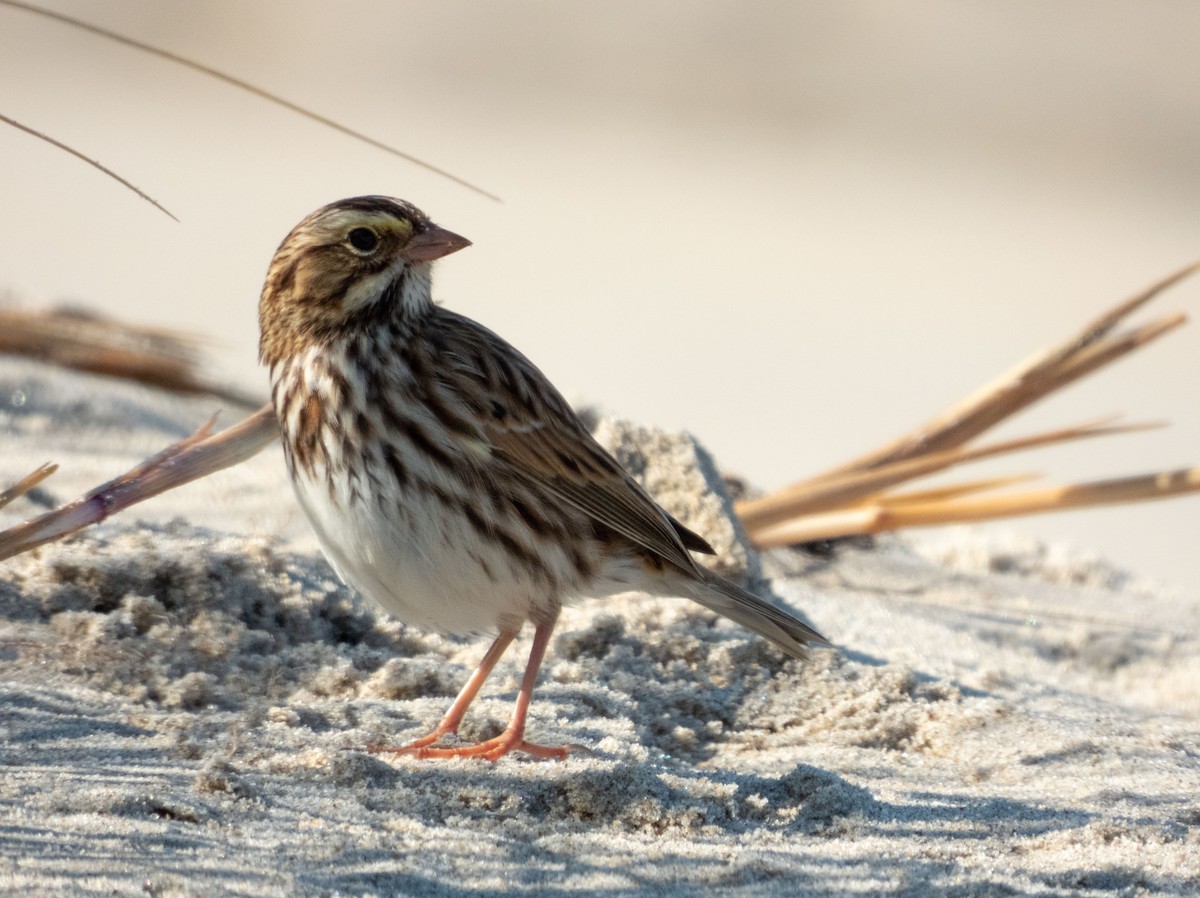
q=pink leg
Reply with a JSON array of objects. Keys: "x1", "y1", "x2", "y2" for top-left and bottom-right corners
[
  {"x1": 368, "y1": 628, "x2": 517, "y2": 754},
  {"x1": 372, "y1": 613, "x2": 582, "y2": 761}
]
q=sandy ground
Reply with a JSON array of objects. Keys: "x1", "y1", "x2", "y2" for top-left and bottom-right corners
[{"x1": 0, "y1": 357, "x2": 1197, "y2": 897}]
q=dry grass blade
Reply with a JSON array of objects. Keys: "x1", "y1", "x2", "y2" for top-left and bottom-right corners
[
  {"x1": 872, "y1": 474, "x2": 1040, "y2": 507},
  {"x1": 740, "y1": 264, "x2": 1197, "y2": 549},
  {"x1": 0, "y1": 112, "x2": 175, "y2": 220},
  {"x1": 1, "y1": 0, "x2": 499, "y2": 202},
  {"x1": 751, "y1": 467, "x2": 1200, "y2": 548},
  {"x1": 0, "y1": 308, "x2": 261, "y2": 407},
  {"x1": 0, "y1": 463, "x2": 58, "y2": 511},
  {"x1": 1043, "y1": 314, "x2": 1187, "y2": 394},
  {"x1": 0, "y1": 405, "x2": 277, "y2": 563},
  {"x1": 750, "y1": 508, "x2": 883, "y2": 549},
  {"x1": 1073, "y1": 261, "x2": 1200, "y2": 346},
  {"x1": 736, "y1": 417, "x2": 1158, "y2": 531},
  {"x1": 810, "y1": 261, "x2": 1198, "y2": 481}
]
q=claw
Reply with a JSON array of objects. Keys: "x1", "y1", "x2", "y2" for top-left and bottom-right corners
[{"x1": 367, "y1": 730, "x2": 586, "y2": 762}]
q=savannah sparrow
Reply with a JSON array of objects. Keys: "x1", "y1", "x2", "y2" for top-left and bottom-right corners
[{"x1": 259, "y1": 196, "x2": 828, "y2": 761}]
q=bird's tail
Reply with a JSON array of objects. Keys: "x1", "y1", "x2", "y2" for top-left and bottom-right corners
[{"x1": 677, "y1": 566, "x2": 830, "y2": 659}]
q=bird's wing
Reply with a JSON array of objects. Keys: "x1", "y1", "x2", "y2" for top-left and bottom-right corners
[{"x1": 437, "y1": 311, "x2": 714, "y2": 571}]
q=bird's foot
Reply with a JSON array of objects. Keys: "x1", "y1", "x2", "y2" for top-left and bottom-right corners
[{"x1": 367, "y1": 729, "x2": 586, "y2": 762}]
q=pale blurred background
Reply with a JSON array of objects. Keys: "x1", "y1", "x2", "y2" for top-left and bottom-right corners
[{"x1": 2, "y1": 1, "x2": 1197, "y2": 590}]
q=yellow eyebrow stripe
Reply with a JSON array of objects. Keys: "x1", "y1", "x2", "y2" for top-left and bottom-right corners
[{"x1": 319, "y1": 210, "x2": 414, "y2": 244}]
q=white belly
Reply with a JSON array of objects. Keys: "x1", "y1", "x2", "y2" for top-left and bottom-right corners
[{"x1": 290, "y1": 465, "x2": 565, "y2": 636}]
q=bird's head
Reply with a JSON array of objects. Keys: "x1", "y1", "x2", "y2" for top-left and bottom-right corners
[{"x1": 258, "y1": 196, "x2": 470, "y2": 366}]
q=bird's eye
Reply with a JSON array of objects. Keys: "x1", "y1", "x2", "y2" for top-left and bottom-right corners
[{"x1": 347, "y1": 227, "x2": 379, "y2": 253}]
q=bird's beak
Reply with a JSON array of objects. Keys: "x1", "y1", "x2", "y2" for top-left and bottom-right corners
[{"x1": 400, "y1": 224, "x2": 472, "y2": 262}]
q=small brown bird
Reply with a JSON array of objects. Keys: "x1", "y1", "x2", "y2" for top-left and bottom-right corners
[{"x1": 259, "y1": 196, "x2": 827, "y2": 761}]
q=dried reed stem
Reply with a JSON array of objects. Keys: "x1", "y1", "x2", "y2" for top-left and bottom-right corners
[
  {"x1": 0, "y1": 308, "x2": 260, "y2": 407},
  {"x1": 751, "y1": 467, "x2": 1200, "y2": 548},
  {"x1": 809, "y1": 261, "x2": 1197, "y2": 482},
  {"x1": 0, "y1": 112, "x2": 175, "y2": 220},
  {"x1": 739, "y1": 263, "x2": 1198, "y2": 548},
  {"x1": 736, "y1": 418, "x2": 1158, "y2": 531},
  {"x1": 0, "y1": 463, "x2": 58, "y2": 511},
  {"x1": 1, "y1": 0, "x2": 499, "y2": 202},
  {"x1": 0, "y1": 405, "x2": 277, "y2": 561}
]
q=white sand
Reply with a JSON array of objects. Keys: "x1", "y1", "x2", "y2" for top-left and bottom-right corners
[{"x1": 1, "y1": 357, "x2": 1197, "y2": 897}]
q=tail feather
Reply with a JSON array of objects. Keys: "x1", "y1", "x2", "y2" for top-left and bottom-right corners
[{"x1": 681, "y1": 567, "x2": 830, "y2": 659}]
